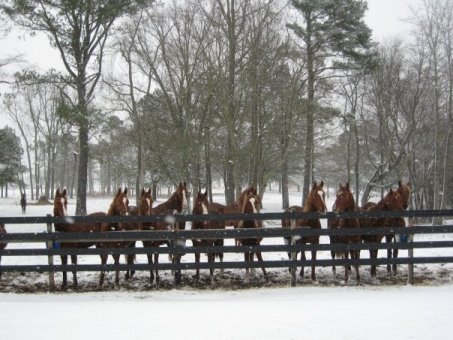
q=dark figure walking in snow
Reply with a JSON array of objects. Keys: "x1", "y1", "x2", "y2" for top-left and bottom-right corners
[{"x1": 20, "y1": 192, "x2": 27, "y2": 214}]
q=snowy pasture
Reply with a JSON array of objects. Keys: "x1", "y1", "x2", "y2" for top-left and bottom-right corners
[{"x1": 1, "y1": 188, "x2": 453, "y2": 339}]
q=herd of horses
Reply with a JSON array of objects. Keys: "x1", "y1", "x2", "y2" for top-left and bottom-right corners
[{"x1": 0, "y1": 180, "x2": 411, "y2": 289}]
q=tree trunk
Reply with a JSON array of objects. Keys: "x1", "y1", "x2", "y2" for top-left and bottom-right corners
[{"x1": 76, "y1": 123, "x2": 88, "y2": 215}]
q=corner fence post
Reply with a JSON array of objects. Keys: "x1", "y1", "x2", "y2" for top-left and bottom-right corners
[
  {"x1": 46, "y1": 214, "x2": 55, "y2": 292},
  {"x1": 290, "y1": 208, "x2": 297, "y2": 287}
]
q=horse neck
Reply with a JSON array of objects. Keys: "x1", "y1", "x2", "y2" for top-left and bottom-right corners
[
  {"x1": 302, "y1": 193, "x2": 316, "y2": 212},
  {"x1": 153, "y1": 194, "x2": 181, "y2": 214},
  {"x1": 108, "y1": 202, "x2": 121, "y2": 216}
]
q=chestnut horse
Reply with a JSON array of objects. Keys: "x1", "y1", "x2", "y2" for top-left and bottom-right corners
[
  {"x1": 142, "y1": 182, "x2": 189, "y2": 285},
  {"x1": 282, "y1": 181, "x2": 327, "y2": 281},
  {"x1": 0, "y1": 223, "x2": 6, "y2": 279},
  {"x1": 125, "y1": 188, "x2": 153, "y2": 280},
  {"x1": 328, "y1": 183, "x2": 361, "y2": 283},
  {"x1": 384, "y1": 181, "x2": 411, "y2": 274},
  {"x1": 360, "y1": 188, "x2": 405, "y2": 277},
  {"x1": 53, "y1": 188, "x2": 106, "y2": 289},
  {"x1": 97, "y1": 188, "x2": 131, "y2": 287},
  {"x1": 238, "y1": 187, "x2": 268, "y2": 281},
  {"x1": 209, "y1": 186, "x2": 261, "y2": 249},
  {"x1": 191, "y1": 191, "x2": 225, "y2": 282}
]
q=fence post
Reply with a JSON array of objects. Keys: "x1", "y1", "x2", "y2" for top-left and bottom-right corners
[
  {"x1": 290, "y1": 208, "x2": 297, "y2": 287},
  {"x1": 407, "y1": 223, "x2": 414, "y2": 285},
  {"x1": 46, "y1": 214, "x2": 55, "y2": 292}
]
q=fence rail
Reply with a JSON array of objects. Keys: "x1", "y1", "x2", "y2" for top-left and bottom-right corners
[{"x1": 1, "y1": 209, "x2": 453, "y2": 291}]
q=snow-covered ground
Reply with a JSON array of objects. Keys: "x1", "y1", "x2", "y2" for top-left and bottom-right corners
[{"x1": 1, "y1": 188, "x2": 453, "y2": 339}]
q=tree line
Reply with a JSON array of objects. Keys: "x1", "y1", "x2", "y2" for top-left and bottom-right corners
[{"x1": 0, "y1": 0, "x2": 452, "y2": 216}]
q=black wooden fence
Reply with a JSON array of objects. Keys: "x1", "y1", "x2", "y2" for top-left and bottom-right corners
[{"x1": 1, "y1": 209, "x2": 453, "y2": 291}]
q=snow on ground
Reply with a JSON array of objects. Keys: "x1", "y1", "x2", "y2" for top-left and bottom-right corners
[{"x1": 1, "y1": 188, "x2": 453, "y2": 339}]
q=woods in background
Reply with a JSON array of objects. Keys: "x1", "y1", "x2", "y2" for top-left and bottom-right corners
[{"x1": 1, "y1": 0, "x2": 452, "y2": 216}]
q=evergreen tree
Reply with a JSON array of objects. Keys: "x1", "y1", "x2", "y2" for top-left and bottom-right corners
[
  {"x1": 0, "y1": 126, "x2": 24, "y2": 196},
  {"x1": 288, "y1": 0, "x2": 376, "y2": 202}
]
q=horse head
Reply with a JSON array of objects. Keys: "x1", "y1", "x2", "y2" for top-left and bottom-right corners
[
  {"x1": 193, "y1": 191, "x2": 209, "y2": 215},
  {"x1": 333, "y1": 183, "x2": 355, "y2": 213},
  {"x1": 176, "y1": 182, "x2": 189, "y2": 213},
  {"x1": 380, "y1": 188, "x2": 404, "y2": 211},
  {"x1": 397, "y1": 181, "x2": 411, "y2": 210},
  {"x1": 139, "y1": 188, "x2": 153, "y2": 216},
  {"x1": 305, "y1": 181, "x2": 327, "y2": 213},
  {"x1": 54, "y1": 188, "x2": 68, "y2": 217},
  {"x1": 108, "y1": 187, "x2": 130, "y2": 216},
  {"x1": 238, "y1": 186, "x2": 261, "y2": 213}
]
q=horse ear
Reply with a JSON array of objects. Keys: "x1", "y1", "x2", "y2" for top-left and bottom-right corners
[
  {"x1": 124, "y1": 187, "x2": 128, "y2": 195},
  {"x1": 147, "y1": 188, "x2": 152, "y2": 194},
  {"x1": 62, "y1": 188, "x2": 67, "y2": 197},
  {"x1": 320, "y1": 180, "x2": 324, "y2": 188},
  {"x1": 116, "y1": 188, "x2": 122, "y2": 196},
  {"x1": 345, "y1": 182, "x2": 350, "y2": 190},
  {"x1": 312, "y1": 181, "x2": 317, "y2": 189},
  {"x1": 56, "y1": 188, "x2": 60, "y2": 196},
  {"x1": 141, "y1": 188, "x2": 145, "y2": 196},
  {"x1": 203, "y1": 190, "x2": 208, "y2": 198}
]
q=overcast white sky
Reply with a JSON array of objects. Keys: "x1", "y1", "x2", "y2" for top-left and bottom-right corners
[{"x1": 0, "y1": 0, "x2": 423, "y2": 129}]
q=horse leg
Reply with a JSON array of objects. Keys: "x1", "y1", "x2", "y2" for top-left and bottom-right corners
[
  {"x1": 113, "y1": 254, "x2": 120, "y2": 286},
  {"x1": 173, "y1": 254, "x2": 182, "y2": 285},
  {"x1": 99, "y1": 254, "x2": 108, "y2": 287},
  {"x1": 331, "y1": 249, "x2": 336, "y2": 276},
  {"x1": 194, "y1": 251, "x2": 201, "y2": 282},
  {"x1": 370, "y1": 248, "x2": 377, "y2": 277},
  {"x1": 70, "y1": 254, "x2": 78, "y2": 288},
  {"x1": 154, "y1": 253, "x2": 160, "y2": 286},
  {"x1": 146, "y1": 253, "x2": 154, "y2": 285},
  {"x1": 352, "y1": 249, "x2": 360, "y2": 283},
  {"x1": 208, "y1": 250, "x2": 215, "y2": 283},
  {"x1": 393, "y1": 246, "x2": 399, "y2": 274},
  {"x1": 61, "y1": 255, "x2": 68, "y2": 289},
  {"x1": 244, "y1": 252, "x2": 250, "y2": 281},
  {"x1": 216, "y1": 239, "x2": 224, "y2": 274},
  {"x1": 311, "y1": 248, "x2": 317, "y2": 281},
  {"x1": 386, "y1": 235, "x2": 392, "y2": 274},
  {"x1": 344, "y1": 251, "x2": 349, "y2": 283},
  {"x1": 125, "y1": 241, "x2": 135, "y2": 280},
  {"x1": 254, "y1": 250, "x2": 268, "y2": 280},
  {"x1": 299, "y1": 251, "x2": 306, "y2": 278}
]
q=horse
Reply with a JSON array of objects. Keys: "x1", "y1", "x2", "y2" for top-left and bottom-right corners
[
  {"x1": 281, "y1": 181, "x2": 327, "y2": 281},
  {"x1": 209, "y1": 186, "x2": 261, "y2": 248},
  {"x1": 125, "y1": 188, "x2": 153, "y2": 280},
  {"x1": 383, "y1": 181, "x2": 411, "y2": 274},
  {"x1": 191, "y1": 190, "x2": 225, "y2": 283},
  {"x1": 53, "y1": 188, "x2": 106, "y2": 289},
  {"x1": 360, "y1": 188, "x2": 405, "y2": 277},
  {"x1": 328, "y1": 183, "x2": 361, "y2": 283},
  {"x1": 20, "y1": 192, "x2": 26, "y2": 214},
  {"x1": 0, "y1": 223, "x2": 6, "y2": 279},
  {"x1": 142, "y1": 182, "x2": 189, "y2": 285},
  {"x1": 97, "y1": 187, "x2": 132, "y2": 287},
  {"x1": 238, "y1": 187, "x2": 268, "y2": 281}
]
